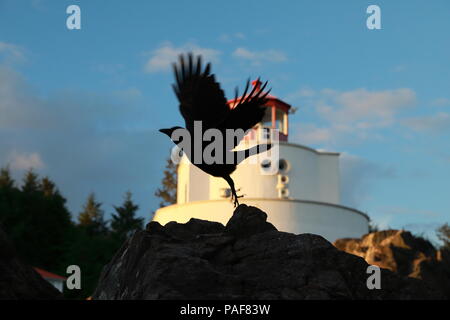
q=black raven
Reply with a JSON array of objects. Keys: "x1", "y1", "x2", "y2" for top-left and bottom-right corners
[{"x1": 159, "y1": 53, "x2": 272, "y2": 207}]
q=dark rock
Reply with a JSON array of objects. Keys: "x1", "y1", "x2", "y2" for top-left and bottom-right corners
[
  {"x1": 93, "y1": 205, "x2": 444, "y2": 300},
  {"x1": 0, "y1": 225, "x2": 62, "y2": 300},
  {"x1": 225, "y1": 204, "x2": 277, "y2": 238},
  {"x1": 334, "y1": 230, "x2": 450, "y2": 298}
]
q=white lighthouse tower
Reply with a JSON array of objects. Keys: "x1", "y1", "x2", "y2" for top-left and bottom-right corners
[{"x1": 153, "y1": 80, "x2": 369, "y2": 242}]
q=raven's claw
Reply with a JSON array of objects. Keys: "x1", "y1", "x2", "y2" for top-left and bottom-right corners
[{"x1": 231, "y1": 192, "x2": 244, "y2": 208}]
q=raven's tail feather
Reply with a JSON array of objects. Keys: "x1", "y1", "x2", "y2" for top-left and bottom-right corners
[{"x1": 234, "y1": 143, "x2": 272, "y2": 164}]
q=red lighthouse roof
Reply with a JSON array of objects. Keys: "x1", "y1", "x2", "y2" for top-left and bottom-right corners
[
  {"x1": 227, "y1": 79, "x2": 292, "y2": 142},
  {"x1": 227, "y1": 79, "x2": 292, "y2": 112}
]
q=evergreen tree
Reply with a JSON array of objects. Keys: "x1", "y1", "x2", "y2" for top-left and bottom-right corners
[
  {"x1": 368, "y1": 220, "x2": 379, "y2": 233},
  {"x1": 111, "y1": 191, "x2": 144, "y2": 241},
  {"x1": 154, "y1": 156, "x2": 178, "y2": 207},
  {"x1": 0, "y1": 169, "x2": 124, "y2": 299},
  {"x1": 436, "y1": 223, "x2": 450, "y2": 250},
  {"x1": 0, "y1": 166, "x2": 14, "y2": 189},
  {"x1": 78, "y1": 193, "x2": 107, "y2": 236},
  {"x1": 22, "y1": 169, "x2": 39, "y2": 193},
  {"x1": 63, "y1": 224, "x2": 117, "y2": 299},
  {"x1": 0, "y1": 170, "x2": 73, "y2": 273},
  {"x1": 40, "y1": 176, "x2": 56, "y2": 197},
  {"x1": 0, "y1": 166, "x2": 18, "y2": 228}
]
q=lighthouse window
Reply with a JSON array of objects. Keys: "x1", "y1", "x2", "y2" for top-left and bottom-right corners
[
  {"x1": 262, "y1": 127, "x2": 271, "y2": 140},
  {"x1": 261, "y1": 159, "x2": 271, "y2": 169},
  {"x1": 275, "y1": 109, "x2": 286, "y2": 134},
  {"x1": 280, "y1": 188, "x2": 289, "y2": 198},
  {"x1": 220, "y1": 188, "x2": 231, "y2": 198},
  {"x1": 261, "y1": 108, "x2": 272, "y2": 127},
  {"x1": 278, "y1": 159, "x2": 290, "y2": 173}
]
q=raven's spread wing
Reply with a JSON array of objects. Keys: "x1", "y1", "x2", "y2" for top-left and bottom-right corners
[
  {"x1": 219, "y1": 79, "x2": 270, "y2": 146},
  {"x1": 172, "y1": 54, "x2": 229, "y2": 129}
]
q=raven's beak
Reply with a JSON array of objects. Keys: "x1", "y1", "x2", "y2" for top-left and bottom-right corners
[{"x1": 159, "y1": 128, "x2": 171, "y2": 136}]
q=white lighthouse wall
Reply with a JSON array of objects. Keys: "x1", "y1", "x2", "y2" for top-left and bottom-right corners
[
  {"x1": 188, "y1": 143, "x2": 339, "y2": 204},
  {"x1": 275, "y1": 143, "x2": 321, "y2": 201},
  {"x1": 188, "y1": 162, "x2": 210, "y2": 202},
  {"x1": 178, "y1": 142, "x2": 341, "y2": 204},
  {"x1": 153, "y1": 198, "x2": 369, "y2": 242},
  {"x1": 177, "y1": 157, "x2": 210, "y2": 203},
  {"x1": 166, "y1": 141, "x2": 366, "y2": 241},
  {"x1": 176, "y1": 160, "x2": 189, "y2": 204},
  {"x1": 317, "y1": 154, "x2": 340, "y2": 204}
]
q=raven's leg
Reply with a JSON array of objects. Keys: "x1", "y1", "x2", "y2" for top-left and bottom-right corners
[{"x1": 223, "y1": 175, "x2": 243, "y2": 207}]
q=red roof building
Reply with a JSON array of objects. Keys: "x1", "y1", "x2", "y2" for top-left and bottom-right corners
[{"x1": 34, "y1": 267, "x2": 66, "y2": 292}]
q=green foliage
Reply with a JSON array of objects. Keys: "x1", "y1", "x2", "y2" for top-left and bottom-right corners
[
  {"x1": 368, "y1": 221, "x2": 379, "y2": 233},
  {"x1": 62, "y1": 224, "x2": 118, "y2": 299},
  {"x1": 0, "y1": 167, "x2": 147, "y2": 300},
  {"x1": 22, "y1": 169, "x2": 39, "y2": 193},
  {"x1": 111, "y1": 191, "x2": 144, "y2": 242},
  {"x1": 0, "y1": 166, "x2": 14, "y2": 188},
  {"x1": 436, "y1": 223, "x2": 450, "y2": 250},
  {"x1": 154, "y1": 156, "x2": 178, "y2": 207},
  {"x1": 77, "y1": 193, "x2": 108, "y2": 236},
  {"x1": 0, "y1": 167, "x2": 73, "y2": 275},
  {"x1": 40, "y1": 176, "x2": 56, "y2": 197}
]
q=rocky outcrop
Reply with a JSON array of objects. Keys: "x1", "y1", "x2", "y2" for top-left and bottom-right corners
[
  {"x1": 0, "y1": 225, "x2": 62, "y2": 300},
  {"x1": 334, "y1": 230, "x2": 450, "y2": 298},
  {"x1": 93, "y1": 205, "x2": 444, "y2": 300}
]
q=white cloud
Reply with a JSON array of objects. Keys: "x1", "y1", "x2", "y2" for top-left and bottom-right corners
[
  {"x1": 219, "y1": 32, "x2": 246, "y2": 42},
  {"x1": 232, "y1": 47, "x2": 287, "y2": 65},
  {"x1": 0, "y1": 65, "x2": 43, "y2": 129},
  {"x1": 374, "y1": 215, "x2": 394, "y2": 230},
  {"x1": 144, "y1": 42, "x2": 221, "y2": 73},
  {"x1": 7, "y1": 150, "x2": 45, "y2": 170},
  {"x1": 431, "y1": 97, "x2": 450, "y2": 107},
  {"x1": 0, "y1": 66, "x2": 149, "y2": 131},
  {"x1": 293, "y1": 123, "x2": 332, "y2": 145},
  {"x1": 285, "y1": 87, "x2": 316, "y2": 101},
  {"x1": 402, "y1": 112, "x2": 450, "y2": 133},
  {"x1": 114, "y1": 87, "x2": 142, "y2": 100},
  {"x1": 0, "y1": 42, "x2": 25, "y2": 64},
  {"x1": 0, "y1": 65, "x2": 169, "y2": 217},
  {"x1": 339, "y1": 153, "x2": 395, "y2": 208},
  {"x1": 317, "y1": 88, "x2": 416, "y2": 127},
  {"x1": 290, "y1": 87, "x2": 416, "y2": 147}
]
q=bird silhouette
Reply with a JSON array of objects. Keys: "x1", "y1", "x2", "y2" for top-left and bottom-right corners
[{"x1": 159, "y1": 53, "x2": 272, "y2": 207}]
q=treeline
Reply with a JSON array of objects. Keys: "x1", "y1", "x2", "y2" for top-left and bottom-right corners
[{"x1": 0, "y1": 167, "x2": 144, "y2": 299}]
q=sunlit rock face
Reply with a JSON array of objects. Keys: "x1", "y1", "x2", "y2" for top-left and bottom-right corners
[
  {"x1": 0, "y1": 226, "x2": 62, "y2": 300},
  {"x1": 334, "y1": 230, "x2": 450, "y2": 298},
  {"x1": 93, "y1": 205, "x2": 444, "y2": 300}
]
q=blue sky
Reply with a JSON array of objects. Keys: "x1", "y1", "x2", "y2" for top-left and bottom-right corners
[{"x1": 0, "y1": 0, "x2": 449, "y2": 244}]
